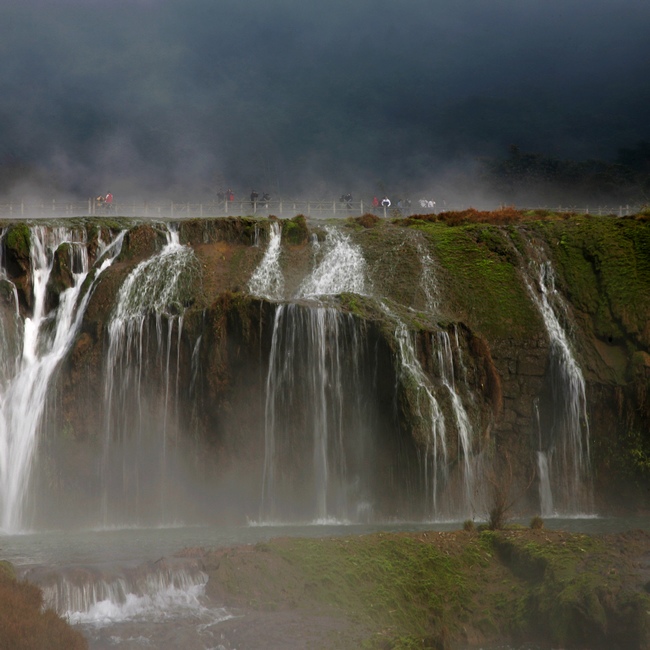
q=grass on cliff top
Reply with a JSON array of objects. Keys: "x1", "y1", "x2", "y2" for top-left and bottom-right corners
[{"x1": 206, "y1": 528, "x2": 650, "y2": 649}]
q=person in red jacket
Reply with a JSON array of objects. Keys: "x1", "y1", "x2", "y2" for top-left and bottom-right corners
[{"x1": 105, "y1": 192, "x2": 113, "y2": 213}]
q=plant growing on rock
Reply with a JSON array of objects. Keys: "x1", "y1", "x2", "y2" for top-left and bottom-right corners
[{"x1": 485, "y1": 450, "x2": 534, "y2": 530}]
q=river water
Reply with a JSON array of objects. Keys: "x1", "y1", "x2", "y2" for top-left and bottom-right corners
[{"x1": 2, "y1": 516, "x2": 648, "y2": 649}]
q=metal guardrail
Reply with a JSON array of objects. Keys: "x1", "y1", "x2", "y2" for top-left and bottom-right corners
[
  {"x1": 0, "y1": 199, "x2": 372, "y2": 219},
  {"x1": 0, "y1": 199, "x2": 642, "y2": 219}
]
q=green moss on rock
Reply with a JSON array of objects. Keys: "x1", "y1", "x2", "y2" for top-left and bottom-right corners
[
  {"x1": 204, "y1": 529, "x2": 650, "y2": 649},
  {"x1": 282, "y1": 214, "x2": 309, "y2": 244},
  {"x1": 533, "y1": 216, "x2": 650, "y2": 348},
  {"x1": 408, "y1": 221, "x2": 541, "y2": 339},
  {"x1": 4, "y1": 223, "x2": 31, "y2": 260}
]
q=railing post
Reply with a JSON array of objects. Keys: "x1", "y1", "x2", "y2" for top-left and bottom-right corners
[
  {"x1": 171, "y1": 202, "x2": 174, "y2": 217},
  {"x1": 333, "y1": 201, "x2": 336, "y2": 215},
  {"x1": 360, "y1": 200, "x2": 363, "y2": 214},
  {"x1": 308, "y1": 202, "x2": 311, "y2": 216},
  {"x1": 21, "y1": 201, "x2": 24, "y2": 215},
  {"x1": 279, "y1": 201, "x2": 283, "y2": 215}
]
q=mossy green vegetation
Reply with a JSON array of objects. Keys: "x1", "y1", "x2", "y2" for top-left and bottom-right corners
[
  {"x1": 4, "y1": 222, "x2": 31, "y2": 259},
  {"x1": 531, "y1": 215, "x2": 650, "y2": 349},
  {"x1": 405, "y1": 220, "x2": 541, "y2": 339},
  {"x1": 206, "y1": 529, "x2": 650, "y2": 650},
  {"x1": 281, "y1": 214, "x2": 309, "y2": 244}
]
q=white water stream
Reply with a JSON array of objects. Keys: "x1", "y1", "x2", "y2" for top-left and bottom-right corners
[
  {"x1": 103, "y1": 225, "x2": 199, "y2": 526},
  {"x1": 526, "y1": 258, "x2": 593, "y2": 515},
  {"x1": 0, "y1": 226, "x2": 124, "y2": 532},
  {"x1": 247, "y1": 221, "x2": 284, "y2": 300},
  {"x1": 297, "y1": 226, "x2": 366, "y2": 297}
]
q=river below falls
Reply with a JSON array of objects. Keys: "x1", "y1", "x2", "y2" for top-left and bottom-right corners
[{"x1": 1, "y1": 516, "x2": 649, "y2": 650}]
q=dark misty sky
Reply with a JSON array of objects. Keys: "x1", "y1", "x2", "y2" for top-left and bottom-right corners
[{"x1": 1, "y1": 0, "x2": 649, "y2": 199}]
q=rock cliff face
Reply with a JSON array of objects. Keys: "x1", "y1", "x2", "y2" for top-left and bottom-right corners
[{"x1": 1, "y1": 212, "x2": 648, "y2": 526}]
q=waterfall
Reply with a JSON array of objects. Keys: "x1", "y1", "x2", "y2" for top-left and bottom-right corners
[
  {"x1": 392, "y1": 319, "x2": 448, "y2": 515},
  {"x1": 416, "y1": 239, "x2": 439, "y2": 313},
  {"x1": 435, "y1": 330, "x2": 475, "y2": 509},
  {"x1": 537, "y1": 451, "x2": 554, "y2": 517},
  {"x1": 0, "y1": 226, "x2": 124, "y2": 532},
  {"x1": 297, "y1": 227, "x2": 366, "y2": 297},
  {"x1": 28, "y1": 560, "x2": 229, "y2": 628},
  {"x1": 102, "y1": 225, "x2": 199, "y2": 525},
  {"x1": 260, "y1": 226, "x2": 374, "y2": 522},
  {"x1": 248, "y1": 221, "x2": 284, "y2": 300},
  {"x1": 261, "y1": 304, "x2": 369, "y2": 522},
  {"x1": 526, "y1": 258, "x2": 592, "y2": 515}
]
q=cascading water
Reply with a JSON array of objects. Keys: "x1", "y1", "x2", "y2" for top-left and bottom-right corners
[
  {"x1": 526, "y1": 258, "x2": 593, "y2": 515},
  {"x1": 38, "y1": 563, "x2": 211, "y2": 623},
  {"x1": 533, "y1": 398, "x2": 555, "y2": 517},
  {"x1": 392, "y1": 318, "x2": 448, "y2": 515},
  {"x1": 261, "y1": 304, "x2": 373, "y2": 522},
  {"x1": 260, "y1": 228, "x2": 394, "y2": 521},
  {"x1": 260, "y1": 227, "x2": 373, "y2": 522},
  {"x1": 102, "y1": 224, "x2": 200, "y2": 526},
  {"x1": 248, "y1": 221, "x2": 284, "y2": 300},
  {"x1": 0, "y1": 226, "x2": 124, "y2": 532},
  {"x1": 22, "y1": 557, "x2": 232, "y2": 649},
  {"x1": 254, "y1": 221, "x2": 483, "y2": 522},
  {"x1": 435, "y1": 330, "x2": 476, "y2": 509},
  {"x1": 416, "y1": 239, "x2": 439, "y2": 313},
  {"x1": 297, "y1": 227, "x2": 366, "y2": 297}
]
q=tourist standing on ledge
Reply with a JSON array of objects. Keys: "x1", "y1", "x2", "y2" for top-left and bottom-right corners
[{"x1": 105, "y1": 192, "x2": 113, "y2": 213}]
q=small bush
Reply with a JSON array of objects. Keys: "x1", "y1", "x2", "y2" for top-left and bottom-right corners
[
  {"x1": 356, "y1": 213, "x2": 381, "y2": 228},
  {"x1": 463, "y1": 519, "x2": 475, "y2": 532},
  {"x1": 530, "y1": 516, "x2": 544, "y2": 530}
]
